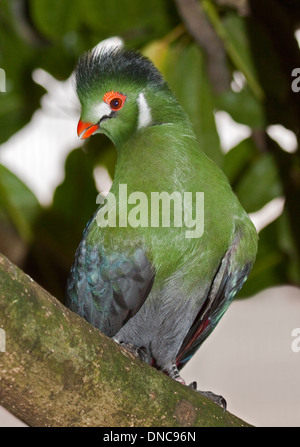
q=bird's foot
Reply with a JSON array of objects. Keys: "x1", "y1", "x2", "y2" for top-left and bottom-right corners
[
  {"x1": 164, "y1": 365, "x2": 227, "y2": 412},
  {"x1": 113, "y1": 339, "x2": 150, "y2": 363},
  {"x1": 189, "y1": 381, "x2": 227, "y2": 412}
]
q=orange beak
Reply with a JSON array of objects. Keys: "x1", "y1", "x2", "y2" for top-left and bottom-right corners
[{"x1": 77, "y1": 119, "x2": 99, "y2": 139}]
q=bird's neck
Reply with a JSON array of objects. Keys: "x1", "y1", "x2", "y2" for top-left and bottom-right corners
[
  {"x1": 141, "y1": 88, "x2": 191, "y2": 129},
  {"x1": 112, "y1": 118, "x2": 201, "y2": 194},
  {"x1": 110, "y1": 88, "x2": 205, "y2": 192}
]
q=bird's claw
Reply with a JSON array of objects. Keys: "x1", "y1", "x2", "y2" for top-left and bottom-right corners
[
  {"x1": 189, "y1": 381, "x2": 227, "y2": 412},
  {"x1": 113, "y1": 339, "x2": 150, "y2": 363}
]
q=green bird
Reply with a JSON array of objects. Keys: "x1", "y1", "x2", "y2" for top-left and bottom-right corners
[{"x1": 66, "y1": 38, "x2": 258, "y2": 409}]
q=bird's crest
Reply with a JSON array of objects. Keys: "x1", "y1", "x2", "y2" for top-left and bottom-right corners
[
  {"x1": 75, "y1": 38, "x2": 166, "y2": 99},
  {"x1": 91, "y1": 36, "x2": 124, "y2": 57}
]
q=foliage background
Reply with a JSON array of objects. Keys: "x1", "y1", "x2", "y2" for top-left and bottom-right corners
[
  {"x1": 0, "y1": 0, "x2": 300, "y2": 300},
  {"x1": 0, "y1": 0, "x2": 300, "y2": 426}
]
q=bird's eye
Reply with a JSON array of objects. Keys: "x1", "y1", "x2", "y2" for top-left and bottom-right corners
[
  {"x1": 110, "y1": 98, "x2": 122, "y2": 110},
  {"x1": 103, "y1": 91, "x2": 127, "y2": 111}
]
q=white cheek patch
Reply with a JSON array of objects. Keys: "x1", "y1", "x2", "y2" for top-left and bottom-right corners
[
  {"x1": 137, "y1": 92, "x2": 152, "y2": 129},
  {"x1": 93, "y1": 101, "x2": 112, "y2": 121}
]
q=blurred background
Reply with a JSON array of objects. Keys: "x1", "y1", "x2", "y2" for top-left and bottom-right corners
[{"x1": 0, "y1": 0, "x2": 300, "y2": 427}]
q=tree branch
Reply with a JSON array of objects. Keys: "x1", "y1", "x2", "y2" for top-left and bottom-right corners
[
  {"x1": 174, "y1": 0, "x2": 231, "y2": 93},
  {"x1": 0, "y1": 254, "x2": 250, "y2": 427}
]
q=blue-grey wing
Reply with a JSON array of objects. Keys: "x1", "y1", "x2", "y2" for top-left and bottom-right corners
[{"x1": 66, "y1": 238, "x2": 155, "y2": 337}]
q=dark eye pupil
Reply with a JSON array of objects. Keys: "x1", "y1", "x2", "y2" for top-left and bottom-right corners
[{"x1": 110, "y1": 98, "x2": 121, "y2": 109}]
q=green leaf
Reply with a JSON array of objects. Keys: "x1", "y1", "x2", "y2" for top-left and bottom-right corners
[
  {"x1": 30, "y1": 0, "x2": 174, "y2": 47},
  {"x1": 0, "y1": 164, "x2": 40, "y2": 242},
  {"x1": 234, "y1": 153, "x2": 282, "y2": 213},
  {"x1": 216, "y1": 87, "x2": 266, "y2": 128},
  {"x1": 53, "y1": 147, "x2": 98, "y2": 229},
  {"x1": 0, "y1": 94, "x2": 25, "y2": 143},
  {"x1": 0, "y1": 1, "x2": 46, "y2": 142},
  {"x1": 223, "y1": 137, "x2": 258, "y2": 185},
  {"x1": 81, "y1": 0, "x2": 174, "y2": 47},
  {"x1": 30, "y1": 0, "x2": 81, "y2": 40},
  {"x1": 223, "y1": 138, "x2": 284, "y2": 215},
  {"x1": 275, "y1": 208, "x2": 300, "y2": 285},
  {"x1": 164, "y1": 43, "x2": 224, "y2": 167},
  {"x1": 237, "y1": 210, "x2": 299, "y2": 298}
]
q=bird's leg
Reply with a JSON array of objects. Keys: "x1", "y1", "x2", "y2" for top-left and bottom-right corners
[{"x1": 188, "y1": 381, "x2": 227, "y2": 412}]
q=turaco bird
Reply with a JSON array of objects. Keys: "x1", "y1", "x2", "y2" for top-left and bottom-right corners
[{"x1": 66, "y1": 38, "x2": 258, "y2": 409}]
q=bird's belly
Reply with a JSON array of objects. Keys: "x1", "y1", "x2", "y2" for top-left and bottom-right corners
[{"x1": 113, "y1": 271, "x2": 212, "y2": 371}]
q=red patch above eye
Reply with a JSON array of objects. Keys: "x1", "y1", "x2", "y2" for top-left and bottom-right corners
[{"x1": 103, "y1": 91, "x2": 127, "y2": 111}]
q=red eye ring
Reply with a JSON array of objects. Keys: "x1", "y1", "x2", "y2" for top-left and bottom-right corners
[{"x1": 103, "y1": 91, "x2": 127, "y2": 111}]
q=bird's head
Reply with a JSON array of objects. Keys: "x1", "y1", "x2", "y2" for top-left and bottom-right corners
[{"x1": 75, "y1": 38, "x2": 176, "y2": 148}]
